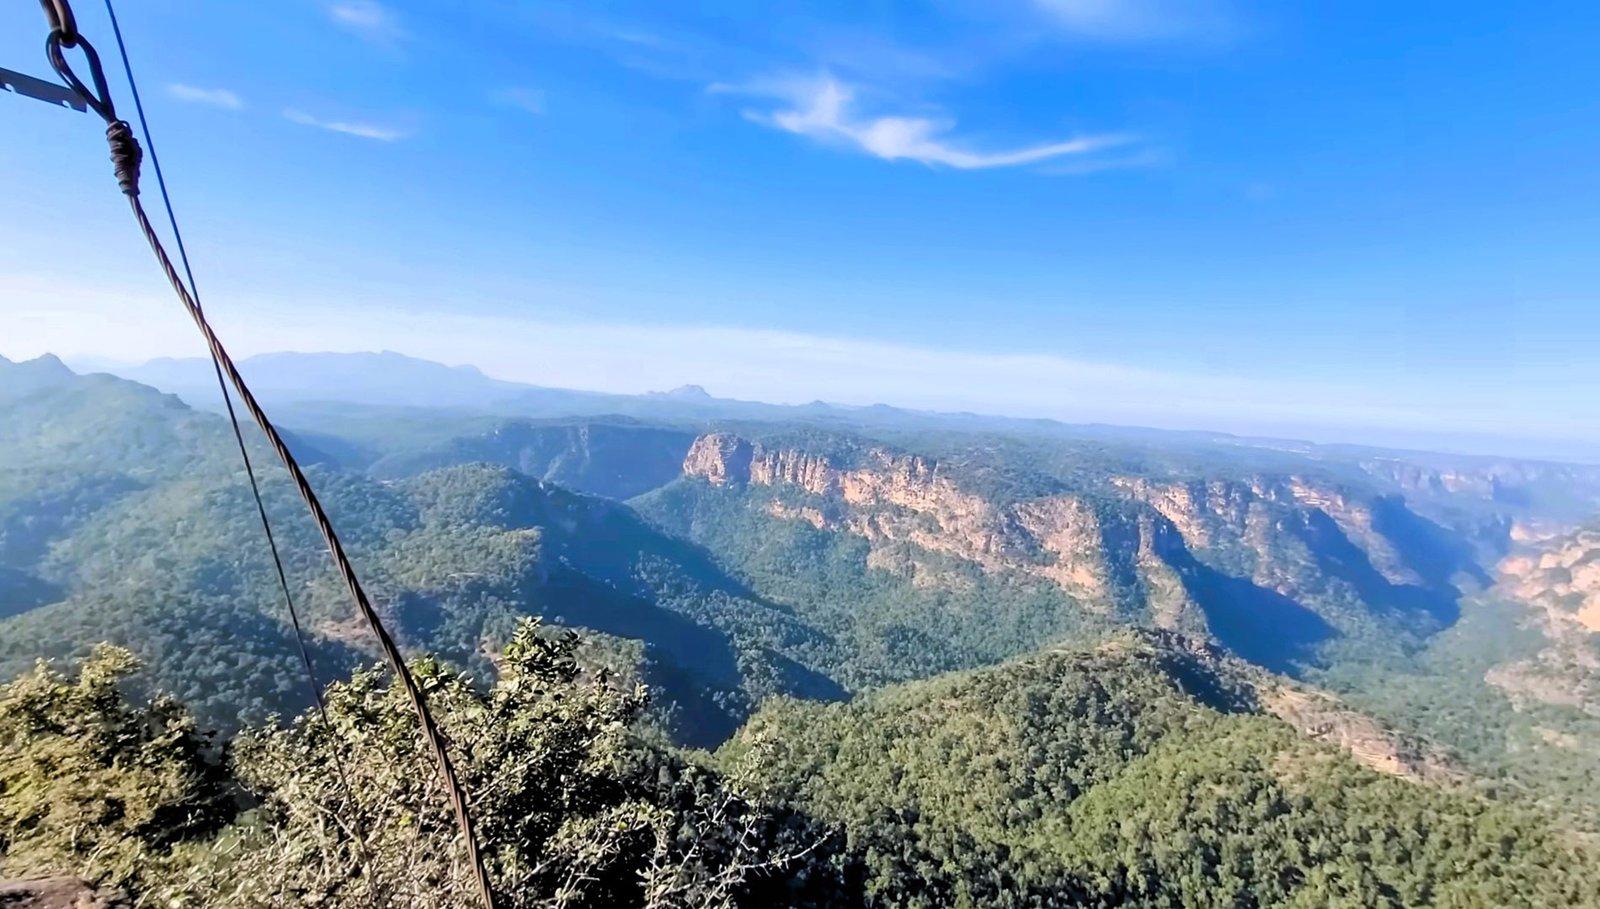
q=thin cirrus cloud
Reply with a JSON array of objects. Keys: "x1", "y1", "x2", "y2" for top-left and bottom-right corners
[
  {"x1": 283, "y1": 109, "x2": 409, "y2": 141},
  {"x1": 723, "y1": 75, "x2": 1132, "y2": 170},
  {"x1": 1031, "y1": 0, "x2": 1239, "y2": 42},
  {"x1": 327, "y1": 0, "x2": 406, "y2": 45},
  {"x1": 1038, "y1": 147, "x2": 1170, "y2": 176},
  {"x1": 166, "y1": 84, "x2": 244, "y2": 110},
  {"x1": 495, "y1": 87, "x2": 547, "y2": 116}
]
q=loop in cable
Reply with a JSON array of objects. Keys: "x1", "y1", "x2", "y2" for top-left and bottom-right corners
[{"x1": 44, "y1": 29, "x2": 112, "y2": 119}]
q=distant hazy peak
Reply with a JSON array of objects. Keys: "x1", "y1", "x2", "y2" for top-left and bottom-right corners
[
  {"x1": 654, "y1": 384, "x2": 713, "y2": 400},
  {"x1": 0, "y1": 353, "x2": 78, "y2": 399},
  {"x1": 20, "y1": 353, "x2": 70, "y2": 371}
]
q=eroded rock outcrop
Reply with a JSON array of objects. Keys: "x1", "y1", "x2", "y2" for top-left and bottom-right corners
[
  {"x1": 1261, "y1": 685, "x2": 1467, "y2": 783},
  {"x1": 681, "y1": 432, "x2": 1482, "y2": 648},
  {"x1": 1499, "y1": 525, "x2": 1600, "y2": 634},
  {"x1": 1487, "y1": 525, "x2": 1600, "y2": 714},
  {"x1": 691, "y1": 438, "x2": 1016, "y2": 562},
  {"x1": 682, "y1": 433, "x2": 754, "y2": 487},
  {"x1": 684, "y1": 436, "x2": 1195, "y2": 627},
  {"x1": 1102, "y1": 631, "x2": 1467, "y2": 784}
]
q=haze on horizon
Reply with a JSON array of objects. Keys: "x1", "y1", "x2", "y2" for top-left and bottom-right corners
[
  {"x1": 3, "y1": 0, "x2": 1596, "y2": 460},
  {"x1": 14, "y1": 338, "x2": 1592, "y2": 464}
]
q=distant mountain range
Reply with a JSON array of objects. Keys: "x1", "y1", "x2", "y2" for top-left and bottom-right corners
[
  {"x1": 62, "y1": 349, "x2": 1598, "y2": 466},
  {"x1": 89, "y1": 350, "x2": 531, "y2": 409}
]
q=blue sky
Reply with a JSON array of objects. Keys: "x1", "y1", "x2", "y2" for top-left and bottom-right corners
[{"x1": 2, "y1": 0, "x2": 1598, "y2": 456}]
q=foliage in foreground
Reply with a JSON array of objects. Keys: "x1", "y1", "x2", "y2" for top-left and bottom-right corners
[
  {"x1": 0, "y1": 644, "x2": 233, "y2": 892},
  {"x1": 6, "y1": 627, "x2": 1600, "y2": 909},
  {"x1": 0, "y1": 624, "x2": 821, "y2": 908}
]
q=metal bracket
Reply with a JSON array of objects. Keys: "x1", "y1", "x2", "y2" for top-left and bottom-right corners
[{"x1": 1, "y1": 64, "x2": 87, "y2": 112}]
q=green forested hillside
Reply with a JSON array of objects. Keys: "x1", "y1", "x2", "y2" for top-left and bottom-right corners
[
  {"x1": 635, "y1": 477, "x2": 1119, "y2": 688},
  {"x1": 721, "y1": 636, "x2": 1600, "y2": 908},
  {"x1": 0, "y1": 460, "x2": 838, "y2": 743},
  {"x1": 8, "y1": 629, "x2": 1595, "y2": 908},
  {"x1": 4, "y1": 354, "x2": 1600, "y2": 907},
  {"x1": 0, "y1": 360, "x2": 839, "y2": 743},
  {"x1": 1, "y1": 357, "x2": 1587, "y2": 756},
  {"x1": 630, "y1": 430, "x2": 1600, "y2": 826},
  {"x1": 1332, "y1": 596, "x2": 1600, "y2": 826}
]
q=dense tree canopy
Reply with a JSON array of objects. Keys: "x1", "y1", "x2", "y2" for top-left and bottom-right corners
[{"x1": 721, "y1": 640, "x2": 1600, "y2": 909}]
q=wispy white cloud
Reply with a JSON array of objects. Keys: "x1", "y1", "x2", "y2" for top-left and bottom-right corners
[
  {"x1": 167, "y1": 84, "x2": 244, "y2": 110},
  {"x1": 723, "y1": 75, "x2": 1131, "y2": 170},
  {"x1": 1031, "y1": 0, "x2": 1238, "y2": 42},
  {"x1": 495, "y1": 87, "x2": 546, "y2": 116},
  {"x1": 327, "y1": 0, "x2": 406, "y2": 45},
  {"x1": 283, "y1": 109, "x2": 409, "y2": 141},
  {"x1": 608, "y1": 30, "x2": 667, "y2": 48},
  {"x1": 1038, "y1": 148, "x2": 1170, "y2": 176}
]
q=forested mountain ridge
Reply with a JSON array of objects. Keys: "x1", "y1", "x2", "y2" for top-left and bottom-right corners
[
  {"x1": 93, "y1": 350, "x2": 1600, "y2": 465},
  {"x1": 649, "y1": 430, "x2": 1492, "y2": 676},
  {"x1": 633, "y1": 429, "x2": 1600, "y2": 818},
  {"x1": 1, "y1": 355, "x2": 1526, "y2": 754},
  {"x1": 0, "y1": 358, "x2": 840, "y2": 742},
  {"x1": 721, "y1": 633, "x2": 1598, "y2": 909},
  {"x1": 0, "y1": 461, "x2": 840, "y2": 744},
  {"x1": 101, "y1": 349, "x2": 534, "y2": 409},
  {"x1": 6, "y1": 356, "x2": 1593, "y2": 712}
]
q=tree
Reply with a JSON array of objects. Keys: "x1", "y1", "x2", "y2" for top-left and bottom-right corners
[
  {"x1": 0, "y1": 644, "x2": 232, "y2": 892},
  {"x1": 189, "y1": 619, "x2": 821, "y2": 908}
]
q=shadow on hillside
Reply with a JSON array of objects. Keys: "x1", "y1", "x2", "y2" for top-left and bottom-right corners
[
  {"x1": 1153, "y1": 650, "x2": 1261, "y2": 715},
  {"x1": 1370, "y1": 496, "x2": 1492, "y2": 588},
  {"x1": 0, "y1": 473, "x2": 145, "y2": 568},
  {"x1": 543, "y1": 570, "x2": 746, "y2": 686},
  {"x1": 539, "y1": 570, "x2": 845, "y2": 747},
  {"x1": 0, "y1": 568, "x2": 62, "y2": 620},
  {"x1": 1172, "y1": 556, "x2": 1335, "y2": 675},
  {"x1": 636, "y1": 656, "x2": 749, "y2": 748},
  {"x1": 1297, "y1": 506, "x2": 1466, "y2": 631},
  {"x1": 595, "y1": 505, "x2": 800, "y2": 618},
  {"x1": 642, "y1": 646, "x2": 848, "y2": 749}
]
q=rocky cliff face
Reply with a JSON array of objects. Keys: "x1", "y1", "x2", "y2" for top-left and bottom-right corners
[
  {"x1": 682, "y1": 433, "x2": 755, "y2": 487},
  {"x1": 685, "y1": 433, "x2": 1166, "y2": 613},
  {"x1": 1260, "y1": 684, "x2": 1466, "y2": 783},
  {"x1": 681, "y1": 432, "x2": 1480, "y2": 654},
  {"x1": 1360, "y1": 457, "x2": 1600, "y2": 522},
  {"x1": 1499, "y1": 525, "x2": 1600, "y2": 635},
  {"x1": 370, "y1": 420, "x2": 697, "y2": 500},
  {"x1": 1114, "y1": 474, "x2": 1469, "y2": 603},
  {"x1": 1488, "y1": 525, "x2": 1600, "y2": 714},
  {"x1": 1105, "y1": 632, "x2": 1466, "y2": 784},
  {"x1": 1362, "y1": 459, "x2": 1515, "y2": 499}
]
